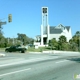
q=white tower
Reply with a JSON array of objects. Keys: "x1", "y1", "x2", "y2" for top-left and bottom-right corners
[{"x1": 41, "y1": 7, "x2": 49, "y2": 45}]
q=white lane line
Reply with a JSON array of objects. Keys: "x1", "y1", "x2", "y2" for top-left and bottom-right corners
[
  {"x1": 0, "y1": 57, "x2": 58, "y2": 67},
  {"x1": 0, "y1": 58, "x2": 40, "y2": 67},
  {"x1": 0, "y1": 58, "x2": 46, "y2": 67},
  {"x1": 0, "y1": 68, "x2": 31, "y2": 77},
  {"x1": 55, "y1": 60, "x2": 68, "y2": 63}
]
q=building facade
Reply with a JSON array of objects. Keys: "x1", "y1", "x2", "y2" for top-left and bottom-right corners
[
  {"x1": 35, "y1": 24, "x2": 72, "y2": 46},
  {"x1": 34, "y1": 7, "x2": 72, "y2": 47},
  {"x1": 49, "y1": 24, "x2": 72, "y2": 42}
]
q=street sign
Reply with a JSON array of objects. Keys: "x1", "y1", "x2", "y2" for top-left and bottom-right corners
[{"x1": 0, "y1": 21, "x2": 6, "y2": 25}]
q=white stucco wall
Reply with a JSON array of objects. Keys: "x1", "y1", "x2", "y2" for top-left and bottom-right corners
[
  {"x1": 61, "y1": 29, "x2": 68, "y2": 42},
  {"x1": 49, "y1": 28, "x2": 72, "y2": 42},
  {"x1": 39, "y1": 24, "x2": 72, "y2": 44},
  {"x1": 61, "y1": 28, "x2": 72, "y2": 42},
  {"x1": 67, "y1": 28, "x2": 72, "y2": 41},
  {"x1": 49, "y1": 34, "x2": 61, "y2": 41}
]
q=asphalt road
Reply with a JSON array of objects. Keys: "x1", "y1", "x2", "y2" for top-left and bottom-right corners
[{"x1": 0, "y1": 52, "x2": 80, "y2": 80}]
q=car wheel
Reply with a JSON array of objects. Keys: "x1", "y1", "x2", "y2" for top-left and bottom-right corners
[
  {"x1": 5, "y1": 50, "x2": 8, "y2": 52},
  {"x1": 21, "y1": 50, "x2": 25, "y2": 53}
]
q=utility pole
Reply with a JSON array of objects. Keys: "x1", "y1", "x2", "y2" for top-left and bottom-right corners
[
  {"x1": 13, "y1": 36, "x2": 14, "y2": 45},
  {"x1": 8, "y1": 38, "x2": 9, "y2": 44},
  {"x1": 79, "y1": 31, "x2": 80, "y2": 51}
]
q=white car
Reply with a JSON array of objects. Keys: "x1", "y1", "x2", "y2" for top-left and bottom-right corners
[
  {"x1": 24, "y1": 45, "x2": 28, "y2": 49},
  {"x1": 0, "y1": 53, "x2": 5, "y2": 57}
]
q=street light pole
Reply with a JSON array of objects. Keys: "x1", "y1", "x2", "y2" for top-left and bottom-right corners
[
  {"x1": 13, "y1": 36, "x2": 14, "y2": 45},
  {"x1": 79, "y1": 31, "x2": 80, "y2": 51},
  {"x1": 8, "y1": 38, "x2": 9, "y2": 44}
]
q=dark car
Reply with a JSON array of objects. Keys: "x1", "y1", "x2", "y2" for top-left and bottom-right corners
[{"x1": 5, "y1": 45, "x2": 26, "y2": 53}]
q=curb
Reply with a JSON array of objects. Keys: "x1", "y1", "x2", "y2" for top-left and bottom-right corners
[{"x1": 27, "y1": 52, "x2": 42, "y2": 54}]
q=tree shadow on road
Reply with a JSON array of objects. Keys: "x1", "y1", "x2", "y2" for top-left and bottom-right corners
[
  {"x1": 67, "y1": 57, "x2": 80, "y2": 63},
  {"x1": 48, "y1": 77, "x2": 58, "y2": 80},
  {"x1": 49, "y1": 54, "x2": 61, "y2": 56}
]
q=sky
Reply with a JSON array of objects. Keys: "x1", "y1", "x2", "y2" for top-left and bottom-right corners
[{"x1": 0, "y1": 0, "x2": 80, "y2": 38}]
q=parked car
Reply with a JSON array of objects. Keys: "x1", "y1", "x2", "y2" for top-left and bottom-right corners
[{"x1": 5, "y1": 45, "x2": 26, "y2": 53}]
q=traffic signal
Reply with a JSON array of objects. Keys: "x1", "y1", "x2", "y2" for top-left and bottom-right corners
[{"x1": 8, "y1": 14, "x2": 12, "y2": 22}]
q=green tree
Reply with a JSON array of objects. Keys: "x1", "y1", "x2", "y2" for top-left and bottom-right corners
[
  {"x1": 76, "y1": 31, "x2": 80, "y2": 34},
  {"x1": 0, "y1": 34, "x2": 5, "y2": 47},
  {"x1": 59, "y1": 35, "x2": 67, "y2": 43},
  {"x1": 58, "y1": 35, "x2": 67, "y2": 50},
  {"x1": 17, "y1": 33, "x2": 34, "y2": 45},
  {"x1": 49, "y1": 38, "x2": 58, "y2": 50},
  {"x1": 69, "y1": 31, "x2": 80, "y2": 51}
]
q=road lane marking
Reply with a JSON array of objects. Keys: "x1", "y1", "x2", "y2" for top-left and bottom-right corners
[
  {"x1": 55, "y1": 60, "x2": 68, "y2": 63},
  {"x1": 0, "y1": 58, "x2": 44, "y2": 67},
  {"x1": 0, "y1": 68, "x2": 31, "y2": 77},
  {"x1": 0, "y1": 57, "x2": 58, "y2": 67}
]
